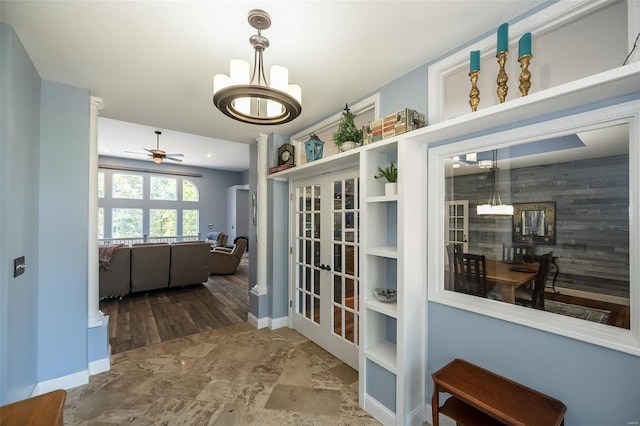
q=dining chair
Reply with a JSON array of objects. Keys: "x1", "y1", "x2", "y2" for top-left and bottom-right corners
[
  {"x1": 445, "y1": 243, "x2": 463, "y2": 291},
  {"x1": 502, "y1": 243, "x2": 534, "y2": 263},
  {"x1": 515, "y1": 251, "x2": 553, "y2": 310},
  {"x1": 453, "y1": 252, "x2": 488, "y2": 297}
]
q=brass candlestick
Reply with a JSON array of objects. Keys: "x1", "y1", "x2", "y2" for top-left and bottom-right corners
[
  {"x1": 496, "y1": 50, "x2": 508, "y2": 103},
  {"x1": 469, "y1": 70, "x2": 480, "y2": 112},
  {"x1": 518, "y1": 54, "x2": 533, "y2": 96}
]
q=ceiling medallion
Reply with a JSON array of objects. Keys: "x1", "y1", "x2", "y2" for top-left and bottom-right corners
[{"x1": 212, "y1": 9, "x2": 302, "y2": 125}]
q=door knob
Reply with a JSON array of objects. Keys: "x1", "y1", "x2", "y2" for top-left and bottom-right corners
[{"x1": 315, "y1": 264, "x2": 332, "y2": 271}]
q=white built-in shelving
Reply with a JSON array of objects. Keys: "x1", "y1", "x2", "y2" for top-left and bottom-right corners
[{"x1": 268, "y1": 62, "x2": 640, "y2": 426}]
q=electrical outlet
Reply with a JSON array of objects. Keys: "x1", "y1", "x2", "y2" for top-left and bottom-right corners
[{"x1": 14, "y1": 256, "x2": 25, "y2": 277}]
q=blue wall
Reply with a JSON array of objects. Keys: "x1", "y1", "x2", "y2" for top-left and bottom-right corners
[
  {"x1": 37, "y1": 80, "x2": 90, "y2": 383},
  {"x1": 428, "y1": 303, "x2": 640, "y2": 425},
  {"x1": 0, "y1": 22, "x2": 42, "y2": 404}
]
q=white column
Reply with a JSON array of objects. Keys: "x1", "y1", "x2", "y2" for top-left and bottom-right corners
[
  {"x1": 88, "y1": 96, "x2": 104, "y2": 327},
  {"x1": 251, "y1": 133, "x2": 269, "y2": 295}
]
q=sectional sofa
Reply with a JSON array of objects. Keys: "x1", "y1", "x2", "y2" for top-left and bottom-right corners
[{"x1": 99, "y1": 241, "x2": 210, "y2": 299}]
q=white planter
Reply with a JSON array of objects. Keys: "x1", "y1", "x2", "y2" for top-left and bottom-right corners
[
  {"x1": 385, "y1": 182, "x2": 398, "y2": 196},
  {"x1": 338, "y1": 141, "x2": 361, "y2": 152}
]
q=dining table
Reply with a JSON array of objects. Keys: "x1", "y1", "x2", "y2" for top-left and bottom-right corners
[{"x1": 485, "y1": 259, "x2": 538, "y2": 304}]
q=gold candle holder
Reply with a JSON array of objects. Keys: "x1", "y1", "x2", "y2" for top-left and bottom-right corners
[
  {"x1": 518, "y1": 54, "x2": 533, "y2": 96},
  {"x1": 469, "y1": 70, "x2": 480, "y2": 112},
  {"x1": 496, "y1": 50, "x2": 508, "y2": 103}
]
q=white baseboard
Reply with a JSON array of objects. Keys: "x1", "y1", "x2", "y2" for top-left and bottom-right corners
[
  {"x1": 31, "y1": 370, "x2": 89, "y2": 397},
  {"x1": 269, "y1": 316, "x2": 288, "y2": 330},
  {"x1": 248, "y1": 312, "x2": 269, "y2": 329},
  {"x1": 406, "y1": 403, "x2": 426, "y2": 426},
  {"x1": 364, "y1": 395, "x2": 395, "y2": 426},
  {"x1": 247, "y1": 313, "x2": 289, "y2": 330},
  {"x1": 88, "y1": 357, "x2": 110, "y2": 375}
]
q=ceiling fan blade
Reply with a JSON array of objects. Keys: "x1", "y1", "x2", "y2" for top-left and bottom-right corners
[
  {"x1": 143, "y1": 148, "x2": 154, "y2": 153},
  {"x1": 166, "y1": 156, "x2": 183, "y2": 162},
  {"x1": 164, "y1": 153, "x2": 184, "y2": 157}
]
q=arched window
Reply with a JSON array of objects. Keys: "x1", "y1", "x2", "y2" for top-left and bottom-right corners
[{"x1": 183, "y1": 179, "x2": 199, "y2": 202}]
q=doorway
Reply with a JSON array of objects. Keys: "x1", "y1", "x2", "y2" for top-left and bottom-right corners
[{"x1": 291, "y1": 169, "x2": 360, "y2": 369}]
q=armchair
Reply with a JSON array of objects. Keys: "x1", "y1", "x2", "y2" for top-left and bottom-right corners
[{"x1": 209, "y1": 237, "x2": 247, "y2": 275}]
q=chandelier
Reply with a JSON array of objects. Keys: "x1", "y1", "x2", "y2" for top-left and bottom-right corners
[
  {"x1": 476, "y1": 150, "x2": 514, "y2": 216},
  {"x1": 213, "y1": 9, "x2": 302, "y2": 125}
]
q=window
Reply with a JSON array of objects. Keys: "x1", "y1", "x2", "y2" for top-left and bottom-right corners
[
  {"x1": 112, "y1": 208, "x2": 143, "y2": 238},
  {"x1": 150, "y1": 176, "x2": 177, "y2": 200},
  {"x1": 99, "y1": 169, "x2": 202, "y2": 240},
  {"x1": 98, "y1": 207, "x2": 104, "y2": 239},
  {"x1": 182, "y1": 209, "x2": 199, "y2": 236},
  {"x1": 183, "y1": 179, "x2": 199, "y2": 201},
  {"x1": 427, "y1": 101, "x2": 639, "y2": 355},
  {"x1": 98, "y1": 172, "x2": 105, "y2": 198},
  {"x1": 149, "y1": 209, "x2": 177, "y2": 237},
  {"x1": 112, "y1": 173, "x2": 143, "y2": 199}
]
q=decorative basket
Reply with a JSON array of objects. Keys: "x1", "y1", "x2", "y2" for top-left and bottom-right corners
[{"x1": 374, "y1": 288, "x2": 397, "y2": 303}]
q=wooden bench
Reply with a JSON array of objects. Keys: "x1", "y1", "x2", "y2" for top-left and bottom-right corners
[
  {"x1": 432, "y1": 359, "x2": 566, "y2": 426},
  {"x1": 0, "y1": 389, "x2": 66, "y2": 426}
]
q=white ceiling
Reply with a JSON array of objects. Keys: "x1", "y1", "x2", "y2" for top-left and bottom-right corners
[{"x1": 1, "y1": 0, "x2": 545, "y2": 170}]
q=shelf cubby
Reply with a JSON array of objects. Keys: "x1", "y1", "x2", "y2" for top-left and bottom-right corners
[
  {"x1": 365, "y1": 309, "x2": 397, "y2": 373},
  {"x1": 365, "y1": 358, "x2": 397, "y2": 413}
]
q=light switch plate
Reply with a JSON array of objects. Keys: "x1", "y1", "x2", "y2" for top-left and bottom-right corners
[{"x1": 14, "y1": 256, "x2": 25, "y2": 277}]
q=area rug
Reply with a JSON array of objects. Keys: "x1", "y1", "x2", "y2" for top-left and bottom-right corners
[{"x1": 545, "y1": 300, "x2": 610, "y2": 324}]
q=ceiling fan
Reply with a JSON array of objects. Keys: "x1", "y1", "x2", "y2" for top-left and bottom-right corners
[{"x1": 126, "y1": 131, "x2": 184, "y2": 164}]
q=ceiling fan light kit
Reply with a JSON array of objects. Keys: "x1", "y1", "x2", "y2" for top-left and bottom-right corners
[
  {"x1": 212, "y1": 9, "x2": 302, "y2": 125},
  {"x1": 130, "y1": 130, "x2": 185, "y2": 164}
]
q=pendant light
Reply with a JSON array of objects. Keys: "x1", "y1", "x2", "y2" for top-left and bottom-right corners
[
  {"x1": 212, "y1": 9, "x2": 302, "y2": 125},
  {"x1": 476, "y1": 150, "x2": 514, "y2": 215}
]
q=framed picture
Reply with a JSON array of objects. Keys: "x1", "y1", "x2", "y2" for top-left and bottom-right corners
[{"x1": 512, "y1": 202, "x2": 556, "y2": 244}]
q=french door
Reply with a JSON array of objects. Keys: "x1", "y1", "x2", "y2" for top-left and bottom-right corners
[{"x1": 291, "y1": 169, "x2": 360, "y2": 369}]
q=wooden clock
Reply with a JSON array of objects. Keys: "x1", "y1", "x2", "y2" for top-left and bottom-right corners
[{"x1": 278, "y1": 143, "x2": 295, "y2": 166}]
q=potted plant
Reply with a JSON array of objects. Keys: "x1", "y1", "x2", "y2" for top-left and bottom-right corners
[
  {"x1": 332, "y1": 104, "x2": 363, "y2": 152},
  {"x1": 375, "y1": 161, "x2": 398, "y2": 196}
]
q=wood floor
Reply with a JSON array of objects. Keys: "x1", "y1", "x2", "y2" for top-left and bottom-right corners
[
  {"x1": 545, "y1": 291, "x2": 630, "y2": 329},
  {"x1": 100, "y1": 255, "x2": 249, "y2": 354}
]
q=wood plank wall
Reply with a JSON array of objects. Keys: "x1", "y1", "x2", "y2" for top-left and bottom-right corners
[{"x1": 449, "y1": 154, "x2": 629, "y2": 298}]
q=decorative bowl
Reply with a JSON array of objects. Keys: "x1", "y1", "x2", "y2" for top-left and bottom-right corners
[{"x1": 374, "y1": 288, "x2": 397, "y2": 303}]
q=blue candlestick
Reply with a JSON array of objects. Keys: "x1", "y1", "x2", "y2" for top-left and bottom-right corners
[
  {"x1": 497, "y1": 23, "x2": 509, "y2": 53},
  {"x1": 470, "y1": 50, "x2": 480, "y2": 72},
  {"x1": 519, "y1": 32, "x2": 532, "y2": 57}
]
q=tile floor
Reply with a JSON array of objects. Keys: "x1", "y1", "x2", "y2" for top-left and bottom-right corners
[{"x1": 64, "y1": 322, "x2": 380, "y2": 425}]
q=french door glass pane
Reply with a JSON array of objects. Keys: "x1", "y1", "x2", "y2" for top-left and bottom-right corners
[
  {"x1": 345, "y1": 178, "x2": 355, "y2": 209},
  {"x1": 334, "y1": 213, "x2": 342, "y2": 241},
  {"x1": 334, "y1": 276, "x2": 342, "y2": 303}
]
